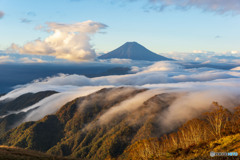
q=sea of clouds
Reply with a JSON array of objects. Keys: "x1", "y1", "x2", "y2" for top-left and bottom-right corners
[{"x1": 0, "y1": 60, "x2": 240, "y2": 131}]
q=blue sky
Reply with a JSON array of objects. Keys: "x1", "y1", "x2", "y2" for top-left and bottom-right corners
[{"x1": 0, "y1": 0, "x2": 240, "y2": 62}]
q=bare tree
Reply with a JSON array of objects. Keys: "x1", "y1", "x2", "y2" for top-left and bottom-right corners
[{"x1": 205, "y1": 102, "x2": 229, "y2": 139}]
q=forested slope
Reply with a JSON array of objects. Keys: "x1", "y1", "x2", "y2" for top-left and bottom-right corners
[{"x1": 1, "y1": 88, "x2": 240, "y2": 160}]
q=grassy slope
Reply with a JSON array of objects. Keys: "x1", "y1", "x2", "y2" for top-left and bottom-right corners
[
  {"x1": 169, "y1": 133, "x2": 240, "y2": 160},
  {"x1": 0, "y1": 145, "x2": 77, "y2": 160},
  {"x1": 119, "y1": 133, "x2": 240, "y2": 160},
  {"x1": 119, "y1": 105, "x2": 240, "y2": 160}
]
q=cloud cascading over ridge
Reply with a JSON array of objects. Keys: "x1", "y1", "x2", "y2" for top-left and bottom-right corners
[
  {"x1": 1, "y1": 61, "x2": 240, "y2": 101},
  {"x1": 1, "y1": 61, "x2": 240, "y2": 131},
  {"x1": 143, "y1": 0, "x2": 240, "y2": 14},
  {"x1": 9, "y1": 20, "x2": 108, "y2": 62}
]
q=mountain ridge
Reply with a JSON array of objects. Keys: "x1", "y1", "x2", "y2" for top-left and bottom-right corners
[
  {"x1": 98, "y1": 42, "x2": 173, "y2": 61},
  {"x1": 0, "y1": 87, "x2": 177, "y2": 159},
  {"x1": 1, "y1": 88, "x2": 240, "y2": 159},
  {"x1": 0, "y1": 91, "x2": 58, "y2": 135}
]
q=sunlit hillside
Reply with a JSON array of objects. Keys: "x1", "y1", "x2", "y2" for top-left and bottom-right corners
[
  {"x1": 120, "y1": 103, "x2": 240, "y2": 159},
  {"x1": 1, "y1": 88, "x2": 240, "y2": 159}
]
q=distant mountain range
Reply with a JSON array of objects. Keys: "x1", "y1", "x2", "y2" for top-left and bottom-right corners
[{"x1": 98, "y1": 42, "x2": 173, "y2": 61}]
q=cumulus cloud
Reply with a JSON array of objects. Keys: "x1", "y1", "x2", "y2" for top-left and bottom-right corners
[
  {"x1": 145, "y1": 0, "x2": 240, "y2": 14},
  {"x1": 0, "y1": 11, "x2": 4, "y2": 19},
  {"x1": 9, "y1": 20, "x2": 107, "y2": 62}
]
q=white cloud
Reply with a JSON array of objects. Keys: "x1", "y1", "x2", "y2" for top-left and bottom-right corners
[
  {"x1": 140, "y1": 61, "x2": 183, "y2": 72},
  {"x1": 1, "y1": 61, "x2": 239, "y2": 102},
  {"x1": 130, "y1": 66, "x2": 140, "y2": 73},
  {"x1": 172, "y1": 71, "x2": 236, "y2": 82},
  {"x1": 110, "y1": 58, "x2": 132, "y2": 64},
  {"x1": 230, "y1": 51, "x2": 240, "y2": 54},
  {"x1": 0, "y1": 56, "x2": 14, "y2": 63},
  {"x1": 99, "y1": 89, "x2": 164, "y2": 125},
  {"x1": 9, "y1": 20, "x2": 107, "y2": 62},
  {"x1": 22, "y1": 86, "x2": 108, "y2": 122},
  {"x1": 19, "y1": 57, "x2": 46, "y2": 63},
  {"x1": 161, "y1": 51, "x2": 240, "y2": 64},
  {"x1": 159, "y1": 87, "x2": 240, "y2": 133},
  {"x1": 231, "y1": 66, "x2": 240, "y2": 71},
  {"x1": 1, "y1": 61, "x2": 240, "y2": 128}
]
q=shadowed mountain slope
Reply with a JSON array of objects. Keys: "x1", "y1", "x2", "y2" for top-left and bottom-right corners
[
  {"x1": 0, "y1": 91, "x2": 57, "y2": 116},
  {"x1": 0, "y1": 91, "x2": 58, "y2": 135},
  {"x1": 0, "y1": 87, "x2": 177, "y2": 159}
]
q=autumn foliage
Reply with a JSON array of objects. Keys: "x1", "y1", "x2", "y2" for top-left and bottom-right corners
[
  {"x1": 121, "y1": 102, "x2": 240, "y2": 159},
  {"x1": 1, "y1": 87, "x2": 240, "y2": 160}
]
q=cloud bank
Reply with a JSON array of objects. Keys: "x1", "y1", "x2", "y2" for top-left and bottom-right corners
[
  {"x1": 94, "y1": 83, "x2": 240, "y2": 134},
  {"x1": 22, "y1": 86, "x2": 109, "y2": 122},
  {"x1": 9, "y1": 20, "x2": 107, "y2": 62},
  {"x1": 159, "y1": 87, "x2": 240, "y2": 133},
  {"x1": 1, "y1": 61, "x2": 239, "y2": 101},
  {"x1": 0, "y1": 56, "x2": 14, "y2": 64},
  {"x1": 1, "y1": 61, "x2": 240, "y2": 133},
  {"x1": 161, "y1": 51, "x2": 240, "y2": 64}
]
